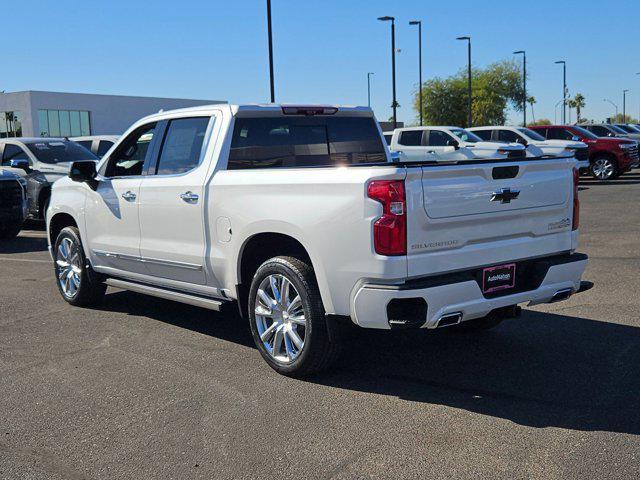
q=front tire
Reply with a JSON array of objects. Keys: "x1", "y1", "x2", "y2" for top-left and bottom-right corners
[
  {"x1": 591, "y1": 157, "x2": 618, "y2": 181},
  {"x1": 248, "y1": 256, "x2": 340, "y2": 377},
  {"x1": 54, "y1": 226, "x2": 106, "y2": 306}
]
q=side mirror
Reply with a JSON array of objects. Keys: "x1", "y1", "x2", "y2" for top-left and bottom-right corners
[
  {"x1": 447, "y1": 140, "x2": 460, "y2": 150},
  {"x1": 69, "y1": 161, "x2": 98, "y2": 189},
  {"x1": 9, "y1": 158, "x2": 30, "y2": 171},
  {"x1": 571, "y1": 136, "x2": 580, "y2": 141}
]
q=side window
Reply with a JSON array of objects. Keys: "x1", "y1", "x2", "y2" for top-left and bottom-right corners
[
  {"x1": 427, "y1": 130, "x2": 456, "y2": 147},
  {"x1": 76, "y1": 140, "x2": 93, "y2": 151},
  {"x1": 154, "y1": 117, "x2": 210, "y2": 175},
  {"x1": 398, "y1": 130, "x2": 423, "y2": 146},
  {"x1": 556, "y1": 129, "x2": 576, "y2": 140},
  {"x1": 383, "y1": 134, "x2": 392, "y2": 146},
  {"x1": 104, "y1": 123, "x2": 156, "y2": 177},
  {"x1": 96, "y1": 140, "x2": 114, "y2": 158},
  {"x1": 473, "y1": 130, "x2": 492, "y2": 141},
  {"x1": 590, "y1": 125, "x2": 609, "y2": 137},
  {"x1": 497, "y1": 130, "x2": 524, "y2": 143},
  {"x1": 2, "y1": 144, "x2": 30, "y2": 165}
]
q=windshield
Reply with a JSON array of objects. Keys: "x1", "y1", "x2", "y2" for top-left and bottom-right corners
[
  {"x1": 571, "y1": 126, "x2": 598, "y2": 140},
  {"x1": 449, "y1": 128, "x2": 483, "y2": 143},
  {"x1": 617, "y1": 124, "x2": 639, "y2": 133},
  {"x1": 610, "y1": 125, "x2": 628, "y2": 135},
  {"x1": 26, "y1": 140, "x2": 97, "y2": 164},
  {"x1": 517, "y1": 128, "x2": 546, "y2": 141}
]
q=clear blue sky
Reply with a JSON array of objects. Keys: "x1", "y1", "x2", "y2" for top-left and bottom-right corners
[{"x1": 7, "y1": 0, "x2": 640, "y2": 125}]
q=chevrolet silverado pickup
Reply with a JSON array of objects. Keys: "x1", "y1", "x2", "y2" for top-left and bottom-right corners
[{"x1": 47, "y1": 104, "x2": 590, "y2": 376}]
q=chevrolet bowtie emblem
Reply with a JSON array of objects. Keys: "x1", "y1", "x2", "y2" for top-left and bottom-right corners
[{"x1": 491, "y1": 188, "x2": 520, "y2": 204}]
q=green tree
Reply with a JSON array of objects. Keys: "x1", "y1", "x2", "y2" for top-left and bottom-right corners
[
  {"x1": 415, "y1": 59, "x2": 524, "y2": 127},
  {"x1": 527, "y1": 96, "x2": 536, "y2": 124},
  {"x1": 572, "y1": 93, "x2": 586, "y2": 123},
  {"x1": 610, "y1": 113, "x2": 639, "y2": 124},
  {"x1": 528, "y1": 118, "x2": 552, "y2": 126}
]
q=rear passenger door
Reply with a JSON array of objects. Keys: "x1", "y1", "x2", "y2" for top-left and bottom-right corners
[
  {"x1": 137, "y1": 114, "x2": 218, "y2": 287},
  {"x1": 393, "y1": 130, "x2": 430, "y2": 162}
]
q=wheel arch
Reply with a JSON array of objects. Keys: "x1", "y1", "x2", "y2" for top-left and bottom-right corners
[
  {"x1": 48, "y1": 212, "x2": 78, "y2": 248},
  {"x1": 235, "y1": 231, "x2": 332, "y2": 317}
]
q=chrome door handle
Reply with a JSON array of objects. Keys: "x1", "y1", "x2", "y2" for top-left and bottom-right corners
[
  {"x1": 121, "y1": 191, "x2": 136, "y2": 201},
  {"x1": 180, "y1": 191, "x2": 199, "y2": 203}
]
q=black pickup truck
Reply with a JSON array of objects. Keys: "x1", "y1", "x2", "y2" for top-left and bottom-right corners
[{"x1": 0, "y1": 170, "x2": 27, "y2": 239}]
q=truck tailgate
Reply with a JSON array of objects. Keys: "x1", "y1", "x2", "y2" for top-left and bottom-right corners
[{"x1": 405, "y1": 158, "x2": 576, "y2": 278}]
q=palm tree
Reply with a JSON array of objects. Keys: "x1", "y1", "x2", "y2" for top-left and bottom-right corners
[
  {"x1": 527, "y1": 96, "x2": 536, "y2": 124},
  {"x1": 572, "y1": 93, "x2": 586, "y2": 123}
]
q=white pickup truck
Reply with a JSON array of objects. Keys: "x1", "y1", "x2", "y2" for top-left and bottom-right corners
[
  {"x1": 388, "y1": 126, "x2": 527, "y2": 162},
  {"x1": 47, "y1": 104, "x2": 590, "y2": 376},
  {"x1": 468, "y1": 126, "x2": 590, "y2": 170}
]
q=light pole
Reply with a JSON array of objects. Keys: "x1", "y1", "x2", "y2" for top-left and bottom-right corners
[
  {"x1": 514, "y1": 50, "x2": 526, "y2": 126},
  {"x1": 409, "y1": 20, "x2": 423, "y2": 125},
  {"x1": 266, "y1": 0, "x2": 275, "y2": 102},
  {"x1": 555, "y1": 60, "x2": 566, "y2": 124},
  {"x1": 636, "y1": 73, "x2": 640, "y2": 120},
  {"x1": 457, "y1": 36, "x2": 472, "y2": 127},
  {"x1": 623, "y1": 89, "x2": 629, "y2": 122},
  {"x1": 367, "y1": 72, "x2": 374, "y2": 107},
  {"x1": 378, "y1": 16, "x2": 397, "y2": 128},
  {"x1": 604, "y1": 98, "x2": 618, "y2": 121}
]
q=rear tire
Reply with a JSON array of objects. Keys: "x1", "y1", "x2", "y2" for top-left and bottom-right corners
[
  {"x1": 591, "y1": 156, "x2": 618, "y2": 181},
  {"x1": 248, "y1": 256, "x2": 340, "y2": 377},
  {"x1": 54, "y1": 226, "x2": 106, "y2": 307}
]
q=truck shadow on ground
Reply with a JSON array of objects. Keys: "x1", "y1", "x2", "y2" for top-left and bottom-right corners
[
  {"x1": 0, "y1": 225, "x2": 48, "y2": 254},
  {"x1": 101, "y1": 290, "x2": 640, "y2": 436},
  {"x1": 580, "y1": 173, "x2": 640, "y2": 186}
]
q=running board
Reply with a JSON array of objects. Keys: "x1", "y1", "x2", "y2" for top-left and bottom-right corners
[{"x1": 105, "y1": 278, "x2": 224, "y2": 311}]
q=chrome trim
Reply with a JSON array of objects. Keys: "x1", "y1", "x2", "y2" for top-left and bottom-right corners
[
  {"x1": 92, "y1": 250, "x2": 203, "y2": 271},
  {"x1": 105, "y1": 278, "x2": 223, "y2": 311}
]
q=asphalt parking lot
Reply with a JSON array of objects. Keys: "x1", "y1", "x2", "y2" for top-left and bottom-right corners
[{"x1": 1, "y1": 173, "x2": 639, "y2": 480}]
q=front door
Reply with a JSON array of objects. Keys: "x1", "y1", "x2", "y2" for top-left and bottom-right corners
[
  {"x1": 138, "y1": 115, "x2": 216, "y2": 286},
  {"x1": 84, "y1": 122, "x2": 158, "y2": 275}
]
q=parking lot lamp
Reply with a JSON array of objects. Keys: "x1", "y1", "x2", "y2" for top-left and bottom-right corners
[
  {"x1": 457, "y1": 36, "x2": 472, "y2": 127},
  {"x1": 367, "y1": 72, "x2": 374, "y2": 108},
  {"x1": 378, "y1": 16, "x2": 397, "y2": 128},
  {"x1": 409, "y1": 20, "x2": 423, "y2": 125},
  {"x1": 603, "y1": 99, "x2": 618, "y2": 121},
  {"x1": 623, "y1": 89, "x2": 629, "y2": 122},
  {"x1": 266, "y1": 0, "x2": 275, "y2": 102},
  {"x1": 514, "y1": 50, "x2": 526, "y2": 126},
  {"x1": 555, "y1": 60, "x2": 566, "y2": 124}
]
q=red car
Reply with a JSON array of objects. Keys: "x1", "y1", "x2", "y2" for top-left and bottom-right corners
[{"x1": 529, "y1": 124, "x2": 639, "y2": 181}]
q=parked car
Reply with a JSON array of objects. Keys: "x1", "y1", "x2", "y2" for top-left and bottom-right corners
[
  {"x1": 47, "y1": 104, "x2": 589, "y2": 376},
  {"x1": 613, "y1": 124, "x2": 640, "y2": 138},
  {"x1": 0, "y1": 169, "x2": 28, "y2": 239},
  {"x1": 468, "y1": 126, "x2": 590, "y2": 169},
  {"x1": 0, "y1": 138, "x2": 98, "y2": 219},
  {"x1": 579, "y1": 123, "x2": 636, "y2": 140},
  {"x1": 70, "y1": 135, "x2": 119, "y2": 158},
  {"x1": 389, "y1": 126, "x2": 526, "y2": 162},
  {"x1": 529, "y1": 125, "x2": 639, "y2": 181}
]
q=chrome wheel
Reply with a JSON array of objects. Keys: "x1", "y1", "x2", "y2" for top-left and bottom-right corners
[
  {"x1": 56, "y1": 237, "x2": 82, "y2": 298},
  {"x1": 254, "y1": 274, "x2": 306, "y2": 364},
  {"x1": 593, "y1": 158, "x2": 614, "y2": 180}
]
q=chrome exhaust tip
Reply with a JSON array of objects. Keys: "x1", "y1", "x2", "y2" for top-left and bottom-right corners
[
  {"x1": 437, "y1": 312, "x2": 463, "y2": 328},
  {"x1": 550, "y1": 288, "x2": 573, "y2": 303}
]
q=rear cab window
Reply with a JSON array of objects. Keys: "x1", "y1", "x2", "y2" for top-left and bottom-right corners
[{"x1": 227, "y1": 114, "x2": 386, "y2": 169}]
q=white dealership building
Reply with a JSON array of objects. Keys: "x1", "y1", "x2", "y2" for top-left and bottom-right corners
[{"x1": 0, "y1": 90, "x2": 223, "y2": 138}]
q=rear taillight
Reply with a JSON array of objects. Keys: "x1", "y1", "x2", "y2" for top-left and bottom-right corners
[
  {"x1": 572, "y1": 168, "x2": 580, "y2": 230},
  {"x1": 367, "y1": 180, "x2": 407, "y2": 256}
]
